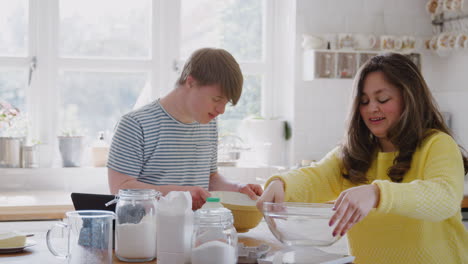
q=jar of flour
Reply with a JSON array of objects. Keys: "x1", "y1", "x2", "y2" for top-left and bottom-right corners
[
  {"x1": 114, "y1": 189, "x2": 160, "y2": 262},
  {"x1": 191, "y1": 208, "x2": 238, "y2": 264}
]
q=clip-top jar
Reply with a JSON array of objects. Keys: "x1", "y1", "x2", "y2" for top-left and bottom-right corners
[
  {"x1": 191, "y1": 208, "x2": 238, "y2": 264},
  {"x1": 114, "y1": 189, "x2": 160, "y2": 262}
]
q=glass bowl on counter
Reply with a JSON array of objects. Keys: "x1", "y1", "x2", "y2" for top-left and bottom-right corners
[
  {"x1": 262, "y1": 202, "x2": 341, "y2": 247},
  {"x1": 260, "y1": 202, "x2": 354, "y2": 264}
]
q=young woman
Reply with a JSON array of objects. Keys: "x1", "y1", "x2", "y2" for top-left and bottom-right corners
[{"x1": 257, "y1": 53, "x2": 468, "y2": 264}]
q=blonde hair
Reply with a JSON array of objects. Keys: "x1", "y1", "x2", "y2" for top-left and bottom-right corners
[
  {"x1": 341, "y1": 53, "x2": 468, "y2": 184},
  {"x1": 177, "y1": 48, "x2": 243, "y2": 105}
]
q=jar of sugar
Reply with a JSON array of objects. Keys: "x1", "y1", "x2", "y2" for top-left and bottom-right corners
[
  {"x1": 113, "y1": 189, "x2": 160, "y2": 262},
  {"x1": 191, "y1": 208, "x2": 238, "y2": 264}
]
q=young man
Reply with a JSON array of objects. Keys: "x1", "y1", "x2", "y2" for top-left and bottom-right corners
[{"x1": 108, "y1": 48, "x2": 263, "y2": 209}]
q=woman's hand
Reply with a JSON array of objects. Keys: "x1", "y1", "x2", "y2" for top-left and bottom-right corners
[
  {"x1": 329, "y1": 184, "x2": 380, "y2": 237},
  {"x1": 238, "y1": 184, "x2": 264, "y2": 200},
  {"x1": 256, "y1": 179, "x2": 285, "y2": 211}
]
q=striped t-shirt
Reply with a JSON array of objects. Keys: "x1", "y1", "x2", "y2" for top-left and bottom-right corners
[{"x1": 107, "y1": 100, "x2": 218, "y2": 189}]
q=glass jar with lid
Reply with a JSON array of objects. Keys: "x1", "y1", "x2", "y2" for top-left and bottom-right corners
[
  {"x1": 191, "y1": 208, "x2": 238, "y2": 264},
  {"x1": 111, "y1": 189, "x2": 160, "y2": 262}
]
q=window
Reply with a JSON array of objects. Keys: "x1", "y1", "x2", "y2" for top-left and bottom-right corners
[
  {"x1": 56, "y1": 0, "x2": 152, "y2": 140},
  {"x1": 180, "y1": 0, "x2": 269, "y2": 136},
  {"x1": 59, "y1": 0, "x2": 151, "y2": 59},
  {"x1": 58, "y1": 71, "x2": 146, "y2": 139},
  {"x1": 0, "y1": 71, "x2": 27, "y2": 111},
  {"x1": 0, "y1": 1, "x2": 29, "y2": 57},
  {"x1": 0, "y1": 0, "x2": 277, "y2": 163},
  {"x1": 0, "y1": 1, "x2": 29, "y2": 124}
]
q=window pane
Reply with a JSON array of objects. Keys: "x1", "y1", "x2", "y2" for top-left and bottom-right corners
[
  {"x1": 218, "y1": 75, "x2": 261, "y2": 135},
  {"x1": 58, "y1": 72, "x2": 146, "y2": 141},
  {"x1": 59, "y1": 0, "x2": 151, "y2": 58},
  {"x1": 0, "y1": 0, "x2": 28, "y2": 56},
  {"x1": 180, "y1": 0, "x2": 264, "y2": 61},
  {"x1": 0, "y1": 70, "x2": 27, "y2": 111}
]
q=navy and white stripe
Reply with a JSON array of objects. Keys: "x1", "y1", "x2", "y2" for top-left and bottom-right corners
[{"x1": 107, "y1": 100, "x2": 218, "y2": 189}]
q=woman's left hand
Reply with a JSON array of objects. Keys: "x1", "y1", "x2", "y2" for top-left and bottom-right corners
[{"x1": 329, "y1": 184, "x2": 380, "y2": 237}]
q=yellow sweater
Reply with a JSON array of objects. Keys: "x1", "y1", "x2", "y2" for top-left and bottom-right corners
[{"x1": 266, "y1": 131, "x2": 468, "y2": 264}]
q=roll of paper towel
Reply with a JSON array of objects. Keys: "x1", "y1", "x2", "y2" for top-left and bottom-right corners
[{"x1": 239, "y1": 119, "x2": 286, "y2": 166}]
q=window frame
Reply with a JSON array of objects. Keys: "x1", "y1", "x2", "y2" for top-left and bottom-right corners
[{"x1": 0, "y1": 0, "x2": 281, "y2": 149}]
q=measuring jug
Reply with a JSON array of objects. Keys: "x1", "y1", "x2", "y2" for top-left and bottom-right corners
[{"x1": 46, "y1": 210, "x2": 115, "y2": 264}]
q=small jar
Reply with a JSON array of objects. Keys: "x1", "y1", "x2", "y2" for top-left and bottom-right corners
[
  {"x1": 113, "y1": 189, "x2": 160, "y2": 262},
  {"x1": 191, "y1": 208, "x2": 238, "y2": 264},
  {"x1": 22, "y1": 145, "x2": 38, "y2": 168}
]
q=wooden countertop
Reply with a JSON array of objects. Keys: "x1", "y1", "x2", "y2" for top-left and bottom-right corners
[
  {"x1": 0, "y1": 191, "x2": 74, "y2": 221},
  {"x1": 462, "y1": 195, "x2": 468, "y2": 209}
]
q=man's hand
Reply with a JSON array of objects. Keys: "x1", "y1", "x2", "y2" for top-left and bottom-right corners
[
  {"x1": 184, "y1": 186, "x2": 211, "y2": 210},
  {"x1": 238, "y1": 183, "x2": 263, "y2": 200}
]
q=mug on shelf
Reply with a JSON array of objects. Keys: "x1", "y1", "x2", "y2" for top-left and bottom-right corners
[
  {"x1": 428, "y1": 35, "x2": 440, "y2": 50},
  {"x1": 442, "y1": 0, "x2": 455, "y2": 12},
  {"x1": 426, "y1": 0, "x2": 443, "y2": 16},
  {"x1": 437, "y1": 32, "x2": 456, "y2": 50},
  {"x1": 353, "y1": 34, "x2": 377, "y2": 50},
  {"x1": 451, "y1": 0, "x2": 463, "y2": 11},
  {"x1": 338, "y1": 33, "x2": 354, "y2": 49},
  {"x1": 302, "y1": 34, "x2": 326, "y2": 50},
  {"x1": 401, "y1": 36, "x2": 417, "y2": 51},
  {"x1": 381, "y1": 35, "x2": 399, "y2": 51},
  {"x1": 455, "y1": 33, "x2": 468, "y2": 49},
  {"x1": 393, "y1": 38, "x2": 403, "y2": 51},
  {"x1": 380, "y1": 35, "x2": 394, "y2": 50}
]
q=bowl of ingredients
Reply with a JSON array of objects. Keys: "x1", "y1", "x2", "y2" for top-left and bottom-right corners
[
  {"x1": 209, "y1": 191, "x2": 263, "y2": 233},
  {"x1": 262, "y1": 202, "x2": 341, "y2": 247}
]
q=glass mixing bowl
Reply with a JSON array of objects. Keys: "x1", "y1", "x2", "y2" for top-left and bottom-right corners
[{"x1": 262, "y1": 202, "x2": 341, "y2": 247}]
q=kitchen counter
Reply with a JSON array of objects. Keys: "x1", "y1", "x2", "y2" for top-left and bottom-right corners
[
  {"x1": 0, "y1": 191, "x2": 74, "y2": 221},
  {"x1": 0, "y1": 220, "x2": 350, "y2": 263},
  {"x1": 1, "y1": 187, "x2": 467, "y2": 222},
  {"x1": 464, "y1": 177, "x2": 468, "y2": 208},
  {"x1": 463, "y1": 196, "x2": 468, "y2": 209}
]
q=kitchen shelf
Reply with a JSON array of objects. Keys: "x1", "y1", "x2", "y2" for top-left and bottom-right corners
[{"x1": 303, "y1": 49, "x2": 421, "y2": 80}]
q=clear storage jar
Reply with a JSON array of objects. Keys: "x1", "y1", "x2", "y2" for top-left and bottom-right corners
[
  {"x1": 114, "y1": 189, "x2": 160, "y2": 262},
  {"x1": 191, "y1": 208, "x2": 238, "y2": 264}
]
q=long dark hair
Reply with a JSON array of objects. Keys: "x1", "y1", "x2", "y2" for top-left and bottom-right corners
[{"x1": 341, "y1": 53, "x2": 468, "y2": 184}]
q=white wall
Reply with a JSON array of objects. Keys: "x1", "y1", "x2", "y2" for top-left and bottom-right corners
[
  {"x1": 431, "y1": 52, "x2": 468, "y2": 149},
  {"x1": 290, "y1": 0, "x2": 468, "y2": 164}
]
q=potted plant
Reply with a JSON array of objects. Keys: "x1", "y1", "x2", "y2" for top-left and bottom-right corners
[{"x1": 0, "y1": 100, "x2": 28, "y2": 168}]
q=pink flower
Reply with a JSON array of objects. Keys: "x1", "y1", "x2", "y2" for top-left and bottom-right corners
[{"x1": 0, "y1": 99, "x2": 20, "y2": 128}]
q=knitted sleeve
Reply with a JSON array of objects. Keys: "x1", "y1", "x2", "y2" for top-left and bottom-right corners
[
  {"x1": 373, "y1": 133, "x2": 465, "y2": 222},
  {"x1": 265, "y1": 147, "x2": 345, "y2": 203}
]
